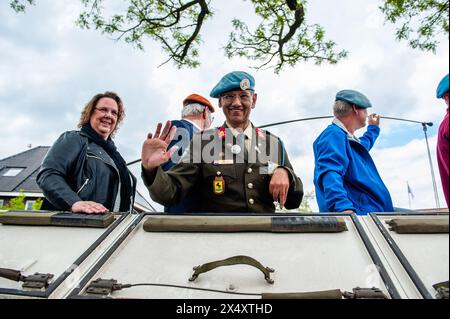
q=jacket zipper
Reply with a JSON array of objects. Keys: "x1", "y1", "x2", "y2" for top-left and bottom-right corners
[
  {"x1": 77, "y1": 178, "x2": 90, "y2": 195},
  {"x1": 87, "y1": 153, "x2": 135, "y2": 212},
  {"x1": 87, "y1": 154, "x2": 123, "y2": 210},
  {"x1": 87, "y1": 154, "x2": 121, "y2": 178}
]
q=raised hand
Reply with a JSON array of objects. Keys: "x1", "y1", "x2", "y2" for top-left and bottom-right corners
[
  {"x1": 141, "y1": 121, "x2": 178, "y2": 171},
  {"x1": 368, "y1": 113, "x2": 380, "y2": 126}
]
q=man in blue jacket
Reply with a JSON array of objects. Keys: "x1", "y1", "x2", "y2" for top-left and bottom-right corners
[
  {"x1": 313, "y1": 90, "x2": 394, "y2": 215},
  {"x1": 162, "y1": 93, "x2": 215, "y2": 213}
]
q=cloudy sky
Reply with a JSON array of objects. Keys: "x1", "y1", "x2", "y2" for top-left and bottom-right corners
[{"x1": 0, "y1": 0, "x2": 448, "y2": 211}]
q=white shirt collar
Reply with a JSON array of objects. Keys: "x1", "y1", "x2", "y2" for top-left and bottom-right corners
[{"x1": 226, "y1": 121, "x2": 253, "y2": 140}]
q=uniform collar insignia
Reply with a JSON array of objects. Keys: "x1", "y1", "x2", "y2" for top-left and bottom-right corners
[
  {"x1": 255, "y1": 128, "x2": 265, "y2": 140},
  {"x1": 218, "y1": 127, "x2": 226, "y2": 140}
]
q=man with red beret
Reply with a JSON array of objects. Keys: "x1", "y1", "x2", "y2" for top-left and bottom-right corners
[{"x1": 161, "y1": 93, "x2": 215, "y2": 213}]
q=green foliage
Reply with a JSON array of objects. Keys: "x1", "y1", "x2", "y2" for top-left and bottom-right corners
[
  {"x1": 380, "y1": 0, "x2": 449, "y2": 52},
  {"x1": 76, "y1": 0, "x2": 212, "y2": 68},
  {"x1": 32, "y1": 198, "x2": 43, "y2": 210},
  {"x1": 297, "y1": 190, "x2": 315, "y2": 213},
  {"x1": 275, "y1": 190, "x2": 316, "y2": 213},
  {"x1": 2, "y1": 192, "x2": 26, "y2": 210},
  {"x1": 9, "y1": 0, "x2": 345, "y2": 72},
  {"x1": 226, "y1": 0, "x2": 347, "y2": 73},
  {"x1": 12, "y1": 1, "x2": 447, "y2": 71},
  {"x1": 0, "y1": 191, "x2": 43, "y2": 211},
  {"x1": 9, "y1": 0, "x2": 34, "y2": 13}
]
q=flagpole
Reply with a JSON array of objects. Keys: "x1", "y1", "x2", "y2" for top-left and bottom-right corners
[
  {"x1": 407, "y1": 182, "x2": 411, "y2": 210},
  {"x1": 421, "y1": 123, "x2": 440, "y2": 208}
]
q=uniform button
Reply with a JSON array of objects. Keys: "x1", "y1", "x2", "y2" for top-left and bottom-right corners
[
  {"x1": 249, "y1": 198, "x2": 255, "y2": 205},
  {"x1": 247, "y1": 183, "x2": 254, "y2": 189},
  {"x1": 247, "y1": 168, "x2": 253, "y2": 174}
]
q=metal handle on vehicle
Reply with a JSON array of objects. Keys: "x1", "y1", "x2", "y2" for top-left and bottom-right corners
[
  {"x1": 0, "y1": 268, "x2": 23, "y2": 282},
  {"x1": 189, "y1": 255, "x2": 275, "y2": 284}
]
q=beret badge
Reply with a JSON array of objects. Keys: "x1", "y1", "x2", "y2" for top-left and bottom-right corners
[{"x1": 240, "y1": 79, "x2": 250, "y2": 91}]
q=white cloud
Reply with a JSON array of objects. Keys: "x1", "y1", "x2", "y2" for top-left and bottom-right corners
[{"x1": 373, "y1": 136, "x2": 446, "y2": 209}]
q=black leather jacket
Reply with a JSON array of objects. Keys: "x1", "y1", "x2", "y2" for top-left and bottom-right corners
[{"x1": 37, "y1": 130, "x2": 136, "y2": 212}]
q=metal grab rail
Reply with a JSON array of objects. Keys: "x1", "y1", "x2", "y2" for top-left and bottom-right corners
[{"x1": 128, "y1": 115, "x2": 439, "y2": 208}]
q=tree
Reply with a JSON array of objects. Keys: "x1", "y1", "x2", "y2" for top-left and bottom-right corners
[
  {"x1": 10, "y1": 0, "x2": 347, "y2": 73},
  {"x1": 225, "y1": 0, "x2": 347, "y2": 73},
  {"x1": 0, "y1": 191, "x2": 43, "y2": 211},
  {"x1": 1, "y1": 192, "x2": 26, "y2": 210},
  {"x1": 380, "y1": 0, "x2": 449, "y2": 52},
  {"x1": 275, "y1": 190, "x2": 315, "y2": 213},
  {"x1": 297, "y1": 190, "x2": 315, "y2": 213},
  {"x1": 32, "y1": 198, "x2": 43, "y2": 210}
]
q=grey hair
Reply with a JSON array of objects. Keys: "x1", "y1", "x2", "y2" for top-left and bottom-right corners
[
  {"x1": 333, "y1": 100, "x2": 353, "y2": 118},
  {"x1": 182, "y1": 102, "x2": 207, "y2": 118}
]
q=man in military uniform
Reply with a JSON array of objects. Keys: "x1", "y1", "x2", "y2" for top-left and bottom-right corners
[{"x1": 141, "y1": 71, "x2": 303, "y2": 212}]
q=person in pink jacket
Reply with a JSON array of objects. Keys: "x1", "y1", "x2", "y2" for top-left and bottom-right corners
[{"x1": 436, "y1": 74, "x2": 449, "y2": 208}]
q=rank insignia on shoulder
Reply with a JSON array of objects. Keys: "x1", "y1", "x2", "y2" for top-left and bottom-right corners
[
  {"x1": 255, "y1": 128, "x2": 266, "y2": 140},
  {"x1": 214, "y1": 176, "x2": 225, "y2": 195}
]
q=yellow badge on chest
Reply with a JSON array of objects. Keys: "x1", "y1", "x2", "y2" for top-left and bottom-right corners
[{"x1": 214, "y1": 176, "x2": 225, "y2": 195}]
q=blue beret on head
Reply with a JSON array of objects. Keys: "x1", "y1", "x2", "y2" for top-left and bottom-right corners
[
  {"x1": 335, "y1": 89, "x2": 372, "y2": 108},
  {"x1": 436, "y1": 74, "x2": 449, "y2": 99},
  {"x1": 210, "y1": 71, "x2": 255, "y2": 98}
]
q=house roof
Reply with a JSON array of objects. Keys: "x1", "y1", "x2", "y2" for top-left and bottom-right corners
[{"x1": 0, "y1": 146, "x2": 50, "y2": 192}]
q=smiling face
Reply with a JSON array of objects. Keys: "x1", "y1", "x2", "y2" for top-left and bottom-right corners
[
  {"x1": 219, "y1": 89, "x2": 257, "y2": 129},
  {"x1": 89, "y1": 97, "x2": 119, "y2": 140}
]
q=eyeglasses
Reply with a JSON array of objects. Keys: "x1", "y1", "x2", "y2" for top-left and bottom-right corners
[
  {"x1": 221, "y1": 93, "x2": 253, "y2": 104},
  {"x1": 95, "y1": 107, "x2": 119, "y2": 118}
]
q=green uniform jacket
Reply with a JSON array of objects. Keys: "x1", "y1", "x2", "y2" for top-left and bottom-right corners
[{"x1": 143, "y1": 123, "x2": 303, "y2": 213}]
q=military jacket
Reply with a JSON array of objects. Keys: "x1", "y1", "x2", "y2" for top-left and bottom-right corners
[{"x1": 143, "y1": 123, "x2": 303, "y2": 213}]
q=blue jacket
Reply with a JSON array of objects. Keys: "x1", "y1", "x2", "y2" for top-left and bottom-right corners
[
  {"x1": 313, "y1": 123, "x2": 393, "y2": 215},
  {"x1": 162, "y1": 119, "x2": 200, "y2": 213}
]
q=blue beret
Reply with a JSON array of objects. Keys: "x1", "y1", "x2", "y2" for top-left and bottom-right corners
[
  {"x1": 436, "y1": 74, "x2": 449, "y2": 99},
  {"x1": 336, "y1": 89, "x2": 372, "y2": 108},
  {"x1": 210, "y1": 71, "x2": 255, "y2": 98}
]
